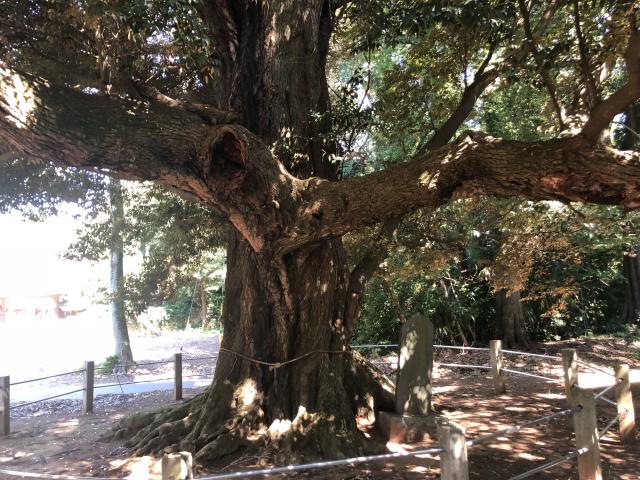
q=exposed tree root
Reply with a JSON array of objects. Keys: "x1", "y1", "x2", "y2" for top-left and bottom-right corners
[{"x1": 107, "y1": 352, "x2": 395, "y2": 465}]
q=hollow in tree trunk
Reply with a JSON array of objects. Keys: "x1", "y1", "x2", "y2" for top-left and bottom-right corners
[
  {"x1": 109, "y1": 177, "x2": 134, "y2": 365},
  {"x1": 495, "y1": 289, "x2": 530, "y2": 349}
]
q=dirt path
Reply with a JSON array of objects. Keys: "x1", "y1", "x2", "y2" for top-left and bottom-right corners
[{"x1": 1, "y1": 337, "x2": 638, "y2": 479}]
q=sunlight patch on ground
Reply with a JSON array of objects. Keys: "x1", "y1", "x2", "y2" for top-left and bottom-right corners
[
  {"x1": 385, "y1": 442, "x2": 408, "y2": 453},
  {"x1": 12, "y1": 451, "x2": 32, "y2": 459},
  {"x1": 504, "y1": 406, "x2": 528, "y2": 412},
  {"x1": 110, "y1": 455, "x2": 160, "y2": 480},
  {"x1": 433, "y1": 385, "x2": 459, "y2": 393},
  {"x1": 518, "y1": 452, "x2": 544, "y2": 461},
  {"x1": 410, "y1": 465, "x2": 429, "y2": 473},
  {"x1": 52, "y1": 419, "x2": 79, "y2": 434}
]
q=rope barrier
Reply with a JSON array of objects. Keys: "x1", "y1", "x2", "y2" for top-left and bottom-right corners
[
  {"x1": 350, "y1": 344, "x2": 398, "y2": 349},
  {"x1": 598, "y1": 416, "x2": 620, "y2": 439},
  {"x1": 218, "y1": 347, "x2": 350, "y2": 369},
  {"x1": 434, "y1": 344, "x2": 489, "y2": 351},
  {"x1": 197, "y1": 447, "x2": 444, "y2": 479},
  {"x1": 501, "y1": 349, "x2": 560, "y2": 361},
  {"x1": 9, "y1": 389, "x2": 85, "y2": 410},
  {"x1": 0, "y1": 468, "x2": 121, "y2": 480},
  {"x1": 575, "y1": 359, "x2": 615, "y2": 376},
  {"x1": 507, "y1": 447, "x2": 589, "y2": 480},
  {"x1": 598, "y1": 396, "x2": 617, "y2": 407},
  {"x1": 186, "y1": 355, "x2": 219, "y2": 361},
  {"x1": 501, "y1": 368, "x2": 557, "y2": 383},
  {"x1": 467, "y1": 408, "x2": 573, "y2": 446},
  {"x1": 95, "y1": 359, "x2": 174, "y2": 372},
  {"x1": 435, "y1": 362, "x2": 492, "y2": 370},
  {"x1": 93, "y1": 377, "x2": 175, "y2": 390},
  {"x1": 10, "y1": 370, "x2": 85, "y2": 386},
  {"x1": 594, "y1": 379, "x2": 621, "y2": 399}
]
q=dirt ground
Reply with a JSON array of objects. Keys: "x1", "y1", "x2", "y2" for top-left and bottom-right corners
[{"x1": 1, "y1": 337, "x2": 639, "y2": 480}]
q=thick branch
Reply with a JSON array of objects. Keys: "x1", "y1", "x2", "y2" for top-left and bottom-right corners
[
  {"x1": 519, "y1": 0, "x2": 566, "y2": 130},
  {"x1": 421, "y1": 0, "x2": 561, "y2": 151},
  {"x1": 281, "y1": 133, "x2": 640, "y2": 251},
  {"x1": 581, "y1": 10, "x2": 640, "y2": 143},
  {"x1": 573, "y1": 0, "x2": 600, "y2": 109},
  {"x1": 0, "y1": 63, "x2": 300, "y2": 252}
]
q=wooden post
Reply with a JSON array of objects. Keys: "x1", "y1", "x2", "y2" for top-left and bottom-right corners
[
  {"x1": 614, "y1": 364, "x2": 636, "y2": 443},
  {"x1": 83, "y1": 361, "x2": 94, "y2": 414},
  {"x1": 162, "y1": 452, "x2": 193, "y2": 480},
  {"x1": 562, "y1": 348, "x2": 579, "y2": 407},
  {"x1": 174, "y1": 353, "x2": 183, "y2": 401},
  {"x1": 570, "y1": 385, "x2": 602, "y2": 480},
  {"x1": 1, "y1": 376, "x2": 9, "y2": 436},
  {"x1": 438, "y1": 420, "x2": 469, "y2": 480},
  {"x1": 489, "y1": 340, "x2": 506, "y2": 394}
]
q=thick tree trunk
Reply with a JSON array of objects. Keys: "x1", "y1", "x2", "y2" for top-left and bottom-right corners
[
  {"x1": 196, "y1": 279, "x2": 208, "y2": 328},
  {"x1": 622, "y1": 249, "x2": 640, "y2": 324},
  {"x1": 495, "y1": 289, "x2": 530, "y2": 349},
  {"x1": 109, "y1": 177, "x2": 133, "y2": 365},
  {"x1": 114, "y1": 2, "x2": 392, "y2": 463}
]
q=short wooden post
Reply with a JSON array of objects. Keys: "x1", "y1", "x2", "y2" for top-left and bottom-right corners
[
  {"x1": 570, "y1": 385, "x2": 602, "y2": 480},
  {"x1": 438, "y1": 420, "x2": 469, "y2": 480},
  {"x1": 614, "y1": 364, "x2": 636, "y2": 443},
  {"x1": 162, "y1": 452, "x2": 193, "y2": 480},
  {"x1": 1, "y1": 376, "x2": 9, "y2": 436},
  {"x1": 174, "y1": 353, "x2": 183, "y2": 401},
  {"x1": 83, "y1": 361, "x2": 94, "y2": 414},
  {"x1": 562, "y1": 348, "x2": 579, "y2": 407},
  {"x1": 489, "y1": 340, "x2": 506, "y2": 394}
]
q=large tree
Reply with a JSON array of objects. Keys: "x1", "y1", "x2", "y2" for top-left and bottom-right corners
[{"x1": 2, "y1": 0, "x2": 640, "y2": 463}]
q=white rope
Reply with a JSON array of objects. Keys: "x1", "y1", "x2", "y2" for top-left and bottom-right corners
[
  {"x1": 350, "y1": 344, "x2": 398, "y2": 349},
  {"x1": 197, "y1": 447, "x2": 444, "y2": 479},
  {"x1": 594, "y1": 379, "x2": 621, "y2": 399},
  {"x1": 467, "y1": 408, "x2": 573, "y2": 446},
  {"x1": 9, "y1": 389, "x2": 85, "y2": 410},
  {"x1": 434, "y1": 344, "x2": 489, "y2": 351},
  {"x1": 507, "y1": 447, "x2": 589, "y2": 480},
  {"x1": 10, "y1": 370, "x2": 85, "y2": 386},
  {"x1": 598, "y1": 416, "x2": 620, "y2": 439},
  {"x1": 435, "y1": 362, "x2": 491, "y2": 370},
  {"x1": 0, "y1": 468, "x2": 120, "y2": 480},
  {"x1": 575, "y1": 359, "x2": 614, "y2": 376},
  {"x1": 598, "y1": 396, "x2": 617, "y2": 407},
  {"x1": 501, "y1": 349, "x2": 560, "y2": 361},
  {"x1": 501, "y1": 368, "x2": 557, "y2": 383}
]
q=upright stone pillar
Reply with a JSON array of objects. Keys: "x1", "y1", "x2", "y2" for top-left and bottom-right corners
[
  {"x1": 379, "y1": 314, "x2": 439, "y2": 442},
  {"x1": 396, "y1": 314, "x2": 435, "y2": 415}
]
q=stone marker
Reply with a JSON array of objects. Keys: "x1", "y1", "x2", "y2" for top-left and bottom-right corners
[
  {"x1": 396, "y1": 314, "x2": 434, "y2": 415},
  {"x1": 379, "y1": 313, "x2": 438, "y2": 442}
]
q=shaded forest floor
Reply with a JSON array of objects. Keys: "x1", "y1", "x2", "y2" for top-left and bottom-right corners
[{"x1": 0, "y1": 336, "x2": 639, "y2": 479}]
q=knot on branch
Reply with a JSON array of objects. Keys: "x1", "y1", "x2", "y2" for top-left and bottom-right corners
[{"x1": 201, "y1": 127, "x2": 247, "y2": 190}]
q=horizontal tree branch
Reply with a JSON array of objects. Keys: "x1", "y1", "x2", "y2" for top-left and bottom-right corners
[
  {"x1": 0, "y1": 62, "x2": 299, "y2": 252},
  {"x1": 4, "y1": 61, "x2": 640, "y2": 259},
  {"x1": 279, "y1": 133, "x2": 640, "y2": 251},
  {"x1": 580, "y1": 8, "x2": 640, "y2": 143}
]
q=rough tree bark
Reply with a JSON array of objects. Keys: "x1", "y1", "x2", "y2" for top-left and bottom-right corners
[
  {"x1": 1, "y1": 0, "x2": 640, "y2": 465},
  {"x1": 109, "y1": 177, "x2": 134, "y2": 365},
  {"x1": 113, "y1": 2, "x2": 393, "y2": 462},
  {"x1": 622, "y1": 249, "x2": 640, "y2": 324},
  {"x1": 495, "y1": 289, "x2": 530, "y2": 349}
]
